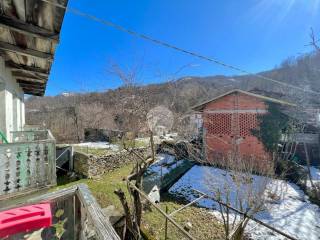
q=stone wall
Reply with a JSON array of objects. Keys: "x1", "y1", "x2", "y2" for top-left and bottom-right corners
[
  {"x1": 84, "y1": 128, "x2": 124, "y2": 142},
  {"x1": 74, "y1": 148, "x2": 148, "y2": 178}
]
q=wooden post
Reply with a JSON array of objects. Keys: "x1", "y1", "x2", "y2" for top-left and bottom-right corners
[
  {"x1": 129, "y1": 182, "x2": 195, "y2": 240},
  {"x1": 161, "y1": 164, "x2": 163, "y2": 184},
  {"x1": 164, "y1": 205, "x2": 168, "y2": 240}
]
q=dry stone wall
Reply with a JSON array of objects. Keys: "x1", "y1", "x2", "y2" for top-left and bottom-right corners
[{"x1": 74, "y1": 148, "x2": 148, "y2": 178}]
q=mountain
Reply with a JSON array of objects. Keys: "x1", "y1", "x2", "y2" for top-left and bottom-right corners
[{"x1": 26, "y1": 51, "x2": 320, "y2": 142}]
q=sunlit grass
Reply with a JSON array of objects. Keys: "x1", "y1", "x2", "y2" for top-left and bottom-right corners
[{"x1": 54, "y1": 153, "x2": 224, "y2": 239}]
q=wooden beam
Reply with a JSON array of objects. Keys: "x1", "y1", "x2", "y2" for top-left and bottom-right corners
[
  {"x1": 17, "y1": 79, "x2": 46, "y2": 86},
  {"x1": 23, "y1": 91, "x2": 44, "y2": 96},
  {"x1": 76, "y1": 184, "x2": 121, "y2": 240},
  {"x1": 12, "y1": 71, "x2": 48, "y2": 79},
  {"x1": 21, "y1": 88, "x2": 45, "y2": 94},
  {"x1": 21, "y1": 85, "x2": 44, "y2": 92},
  {"x1": 16, "y1": 77, "x2": 47, "y2": 84},
  {"x1": 24, "y1": 91, "x2": 44, "y2": 96},
  {"x1": 6, "y1": 61, "x2": 49, "y2": 76},
  {"x1": 12, "y1": 71, "x2": 47, "y2": 80},
  {"x1": 0, "y1": 15, "x2": 59, "y2": 41},
  {"x1": 21, "y1": 84, "x2": 45, "y2": 90},
  {"x1": 22, "y1": 88, "x2": 44, "y2": 96},
  {"x1": 0, "y1": 41, "x2": 53, "y2": 60},
  {"x1": 19, "y1": 83, "x2": 45, "y2": 90},
  {"x1": 22, "y1": 86, "x2": 44, "y2": 92}
]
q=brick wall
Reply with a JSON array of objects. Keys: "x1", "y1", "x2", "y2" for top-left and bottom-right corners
[{"x1": 202, "y1": 92, "x2": 271, "y2": 171}]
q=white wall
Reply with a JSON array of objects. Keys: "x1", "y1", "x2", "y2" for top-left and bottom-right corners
[{"x1": 0, "y1": 56, "x2": 25, "y2": 141}]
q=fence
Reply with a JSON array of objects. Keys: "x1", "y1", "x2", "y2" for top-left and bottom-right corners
[
  {"x1": 0, "y1": 130, "x2": 56, "y2": 199},
  {"x1": 192, "y1": 189, "x2": 298, "y2": 240},
  {"x1": 129, "y1": 181, "x2": 298, "y2": 240},
  {"x1": 0, "y1": 184, "x2": 120, "y2": 240},
  {"x1": 129, "y1": 182, "x2": 197, "y2": 240},
  {"x1": 11, "y1": 129, "x2": 52, "y2": 142},
  {"x1": 0, "y1": 130, "x2": 8, "y2": 144}
]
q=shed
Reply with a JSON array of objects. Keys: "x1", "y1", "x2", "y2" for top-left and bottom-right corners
[{"x1": 193, "y1": 89, "x2": 295, "y2": 171}]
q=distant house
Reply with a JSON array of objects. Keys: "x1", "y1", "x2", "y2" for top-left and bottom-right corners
[{"x1": 192, "y1": 89, "x2": 295, "y2": 170}]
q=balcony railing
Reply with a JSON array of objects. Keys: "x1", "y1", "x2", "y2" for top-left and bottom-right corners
[
  {"x1": 0, "y1": 184, "x2": 120, "y2": 240},
  {"x1": 0, "y1": 130, "x2": 8, "y2": 144},
  {"x1": 0, "y1": 129, "x2": 56, "y2": 199}
]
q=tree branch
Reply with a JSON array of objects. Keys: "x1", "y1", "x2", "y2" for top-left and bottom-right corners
[{"x1": 309, "y1": 28, "x2": 320, "y2": 52}]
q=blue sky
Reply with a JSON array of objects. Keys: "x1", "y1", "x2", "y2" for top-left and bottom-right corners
[{"x1": 47, "y1": 0, "x2": 320, "y2": 96}]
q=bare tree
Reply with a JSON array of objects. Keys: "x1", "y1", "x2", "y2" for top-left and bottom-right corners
[
  {"x1": 303, "y1": 141, "x2": 320, "y2": 199},
  {"x1": 107, "y1": 61, "x2": 152, "y2": 138},
  {"x1": 307, "y1": 29, "x2": 320, "y2": 198},
  {"x1": 309, "y1": 28, "x2": 320, "y2": 52},
  {"x1": 114, "y1": 133, "x2": 156, "y2": 240},
  {"x1": 203, "y1": 154, "x2": 276, "y2": 240}
]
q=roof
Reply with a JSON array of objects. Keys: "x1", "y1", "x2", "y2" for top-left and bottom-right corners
[
  {"x1": 0, "y1": 0, "x2": 68, "y2": 96},
  {"x1": 192, "y1": 89, "x2": 296, "y2": 111}
]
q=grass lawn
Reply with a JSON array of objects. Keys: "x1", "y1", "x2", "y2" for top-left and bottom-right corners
[
  {"x1": 55, "y1": 160, "x2": 224, "y2": 240},
  {"x1": 143, "y1": 201, "x2": 224, "y2": 240},
  {"x1": 54, "y1": 163, "x2": 133, "y2": 209},
  {"x1": 114, "y1": 139, "x2": 150, "y2": 149},
  {"x1": 72, "y1": 139, "x2": 149, "y2": 156},
  {"x1": 72, "y1": 146, "x2": 114, "y2": 156}
]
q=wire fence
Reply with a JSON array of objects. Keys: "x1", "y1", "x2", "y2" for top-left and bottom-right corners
[
  {"x1": 39, "y1": 0, "x2": 320, "y2": 96},
  {"x1": 130, "y1": 181, "x2": 298, "y2": 240},
  {"x1": 141, "y1": 201, "x2": 227, "y2": 240}
]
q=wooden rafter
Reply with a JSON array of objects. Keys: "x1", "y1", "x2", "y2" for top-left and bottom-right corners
[
  {"x1": 12, "y1": 71, "x2": 47, "y2": 80},
  {"x1": 6, "y1": 61, "x2": 49, "y2": 76},
  {"x1": 0, "y1": 0, "x2": 69, "y2": 96},
  {"x1": 21, "y1": 85, "x2": 44, "y2": 90},
  {"x1": 22, "y1": 87, "x2": 44, "y2": 94},
  {"x1": 23, "y1": 91, "x2": 43, "y2": 96},
  {"x1": 19, "y1": 84, "x2": 45, "y2": 90},
  {"x1": 18, "y1": 80, "x2": 46, "y2": 88},
  {"x1": 0, "y1": 15, "x2": 59, "y2": 41},
  {"x1": 15, "y1": 76, "x2": 47, "y2": 84},
  {"x1": 23, "y1": 91, "x2": 44, "y2": 96},
  {"x1": 17, "y1": 79, "x2": 46, "y2": 86},
  {"x1": 0, "y1": 41, "x2": 53, "y2": 60}
]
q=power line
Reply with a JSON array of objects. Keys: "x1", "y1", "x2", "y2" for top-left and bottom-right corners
[{"x1": 40, "y1": 0, "x2": 320, "y2": 95}]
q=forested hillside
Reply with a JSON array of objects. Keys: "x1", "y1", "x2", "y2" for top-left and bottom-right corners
[{"x1": 26, "y1": 51, "x2": 320, "y2": 142}]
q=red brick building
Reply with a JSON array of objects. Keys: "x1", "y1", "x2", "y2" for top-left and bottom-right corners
[{"x1": 193, "y1": 89, "x2": 293, "y2": 170}]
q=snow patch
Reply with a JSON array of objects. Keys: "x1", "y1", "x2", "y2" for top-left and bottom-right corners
[
  {"x1": 303, "y1": 166, "x2": 320, "y2": 189},
  {"x1": 169, "y1": 165, "x2": 320, "y2": 240},
  {"x1": 309, "y1": 166, "x2": 320, "y2": 182},
  {"x1": 72, "y1": 142, "x2": 119, "y2": 151}
]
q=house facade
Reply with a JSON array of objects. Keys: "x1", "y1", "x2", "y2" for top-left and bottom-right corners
[
  {"x1": 0, "y1": 2, "x2": 121, "y2": 239},
  {"x1": 193, "y1": 89, "x2": 293, "y2": 171},
  {"x1": 0, "y1": 0, "x2": 68, "y2": 198},
  {"x1": 0, "y1": 57, "x2": 25, "y2": 142}
]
